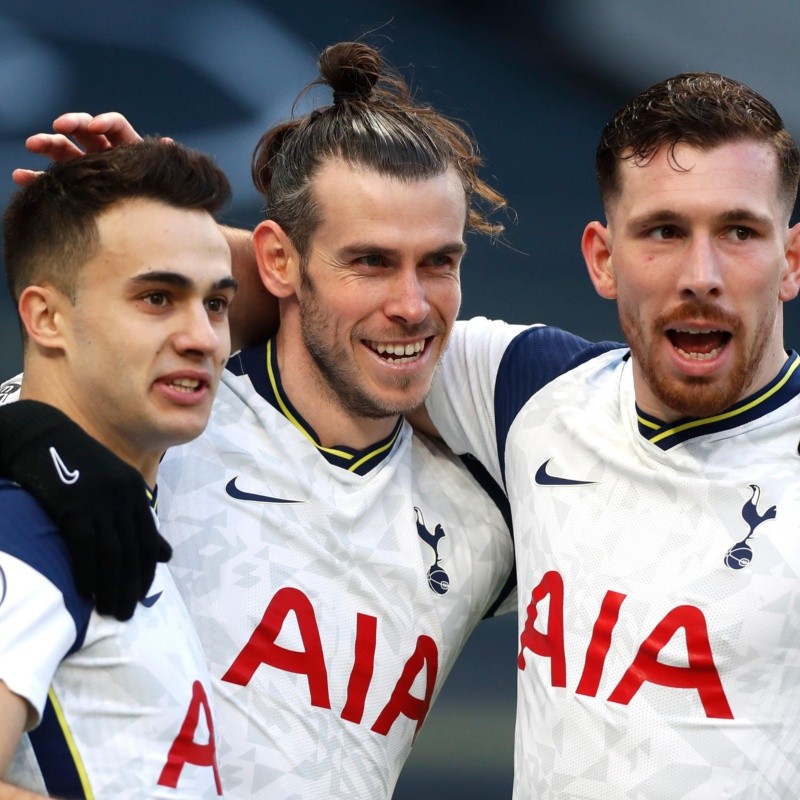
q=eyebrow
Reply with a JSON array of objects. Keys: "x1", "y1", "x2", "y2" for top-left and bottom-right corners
[
  {"x1": 627, "y1": 208, "x2": 773, "y2": 229},
  {"x1": 128, "y1": 271, "x2": 238, "y2": 292},
  {"x1": 337, "y1": 241, "x2": 468, "y2": 260}
]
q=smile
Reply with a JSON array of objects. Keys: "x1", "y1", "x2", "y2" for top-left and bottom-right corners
[{"x1": 365, "y1": 338, "x2": 427, "y2": 362}]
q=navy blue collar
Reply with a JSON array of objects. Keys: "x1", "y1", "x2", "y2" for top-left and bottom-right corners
[
  {"x1": 227, "y1": 339, "x2": 402, "y2": 474},
  {"x1": 635, "y1": 351, "x2": 800, "y2": 449}
]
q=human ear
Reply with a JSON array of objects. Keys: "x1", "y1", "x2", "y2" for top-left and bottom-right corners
[
  {"x1": 253, "y1": 220, "x2": 300, "y2": 299},
  {"x1": 582, "y1": 220, "x2": 617, "y2": 300},
  {"x1": 17, "y1": 285, "x2": 69, "y2": 352},
  {"x1": 778, "y1": 220, "x2": 800, "y2": 302}
]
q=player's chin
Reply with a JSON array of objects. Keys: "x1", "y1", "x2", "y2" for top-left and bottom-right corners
[
  {"x1": 368, "y1": 385, "x2": 429, "y2": 418},
  {"x1": 159, "y1": 409, "x2": 213, "y2": 447}
]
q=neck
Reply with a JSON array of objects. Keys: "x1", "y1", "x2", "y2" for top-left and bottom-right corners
[{"x1": 274, "y1": 329, "x2": 400, "y2": 450}]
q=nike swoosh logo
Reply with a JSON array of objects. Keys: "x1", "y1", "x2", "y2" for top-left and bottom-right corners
[
  {"x1": 50, "y1": 447, "x2": 80, "y2": 484},
  {"x1": 225, "y1": 477, "x2": 302, "y2": 504},
  {"x1": 534, "y1": 459, "x2": 596, "y2": 486},
  {"x1": 140, "y1": 591, "x2": 163, "y2": 608}
]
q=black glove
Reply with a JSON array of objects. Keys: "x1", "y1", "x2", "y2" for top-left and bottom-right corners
[{"x1": 0, "y1": 399, "x2": 172, "y2": 620}]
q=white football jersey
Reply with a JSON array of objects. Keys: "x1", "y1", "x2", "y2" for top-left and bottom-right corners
[
  {"x1": 157, "y1": 339, "x2": 515, "y2": 799},
  {"x1": 0, "y1": 480, "x2": 223, "y2": 798},
  {"x1": 426, "y1": 317, "x2": 800, "y2": 800}
]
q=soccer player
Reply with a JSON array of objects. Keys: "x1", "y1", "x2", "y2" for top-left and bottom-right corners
[
  {"x1": 0, "y1": 43, "x2": 516, "y2": 798},
  {"x1": 419, "y1": 72, "x2": 800, "y2": 797},
  {"x1": 0, "y1": 140, "x2": 236, "y2": 797}
]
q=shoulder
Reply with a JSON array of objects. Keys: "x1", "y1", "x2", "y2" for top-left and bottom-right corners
[
  {"x1": 497, "y1": 324, "x2": 624, "y2": 384},
  {"x1": 0, "y1": 479, "x2": 90, "y2": 625},
  {"x1": 0, "y1": 478, "x2": 58, "y2": 541},
  {"x1": 445, "y1": 317, "x2": 624, "y2": 385}
]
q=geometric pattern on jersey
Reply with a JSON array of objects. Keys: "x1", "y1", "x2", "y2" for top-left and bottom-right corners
[
  {"x1": 426, "y1": 317, "x2": 800, "y2": 799},
  {"x1": 157, "y1": 339, "x2": 515, "y2": 799},
  {"x1": 0, "y1": 479, "x2": 222, "y2": 799}
]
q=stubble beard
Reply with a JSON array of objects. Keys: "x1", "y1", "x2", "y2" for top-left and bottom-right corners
[
  {"x1": 619, "y1": 302, "x2": 773, "y2": 419},
  {"x1": 299, "y1": 289, "x2": 425, "y2": 421}
]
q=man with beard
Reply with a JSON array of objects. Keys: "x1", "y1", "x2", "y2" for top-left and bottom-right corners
[
  {"x1": 13, "y1": 57, "x2": 797, "y2": 800},
  {"x1": 419, "y1": 72, "x2": 800, "y2": 798},
  {"x1": 0, "y1": 42, "x2": 516, "y2": 799}
]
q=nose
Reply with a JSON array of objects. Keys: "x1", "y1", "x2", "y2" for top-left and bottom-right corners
[
  {"x1": 173, "y1": 302, "x2": 225, "y2": 358},
  {"x1": 677, "y1": 235, "x2": 724, "y2": 300},
  {"x1": 384, "y1": 267, "x2": 430, "y2": 325}
]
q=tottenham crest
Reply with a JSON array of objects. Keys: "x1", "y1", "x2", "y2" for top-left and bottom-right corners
[
  {"x1": 724, "y1": 484, "x2": 777, "y2": 570},
  {"x1": 415, "y1": 507, "x2": 450, "y2": 595}
]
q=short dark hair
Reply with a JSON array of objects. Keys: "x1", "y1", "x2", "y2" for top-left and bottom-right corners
[
  {"x1": 595, "y1": 72, "x2": 800, "y2": 213},
  {"x1": 251, "y1": 41, "x2": 506, "y2": 258},
  {"x1": 4, "y1": 138, "x2": 231, "y2": 304}
]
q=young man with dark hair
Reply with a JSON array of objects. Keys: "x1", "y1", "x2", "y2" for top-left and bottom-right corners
[{"x1": 0, "y1": 140, "x2": 236, "y2": 797}]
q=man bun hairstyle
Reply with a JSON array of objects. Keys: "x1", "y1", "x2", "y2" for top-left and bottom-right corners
[
  {"x1": 324, "y1": 42, "x2": 382, "y2": 104},
  {"x1": 252, "y1": 41, "x2": 506, "y2": 258},
  {"x1": 595, "y1": 72, "x2": 800, "y2": 214}
]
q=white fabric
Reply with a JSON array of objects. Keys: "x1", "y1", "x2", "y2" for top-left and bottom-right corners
[
  {"x1": 0, "y1": 479, "x2": 223, "y2": 798},
  {"x1": 426, "y1": 317, "x2": 800, "y2": 800},
  {"x1": 157, "y1": 364, "x2": 515, "y2": 799}
]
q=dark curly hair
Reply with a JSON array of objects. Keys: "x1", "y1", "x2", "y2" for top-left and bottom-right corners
[{"x1": 595, "y1": 72, "x2": 800, "y2": 214}]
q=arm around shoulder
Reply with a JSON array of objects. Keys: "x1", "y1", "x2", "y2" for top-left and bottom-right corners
[{"x1": 222, "y1": 225, "x2": 279, "y2": 351}]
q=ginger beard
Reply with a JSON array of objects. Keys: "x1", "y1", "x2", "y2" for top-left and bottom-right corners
[{"x1": 619, "y1": 299, "x2": 775, "y2": 419}]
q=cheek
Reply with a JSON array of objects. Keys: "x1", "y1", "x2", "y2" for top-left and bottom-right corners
[{"x1": 432, "y1": 279, "x2": 461, "y2": 320}]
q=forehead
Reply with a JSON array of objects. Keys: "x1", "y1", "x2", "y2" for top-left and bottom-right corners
[
  {"x1": 612, "y1": 140, "x2": 784, "y2": 221},
  {"x1": 84, "y1": 199, "x2": 231, "y2": 286},
  {"x1": 311, "y1": 159, "x2": 468, "y2": 247}
]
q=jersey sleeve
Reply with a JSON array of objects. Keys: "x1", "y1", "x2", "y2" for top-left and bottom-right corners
[
  {"x1": 0, "y1": 481, "x2": 92, "y2": 727},
  {"x1": 426, "y1": 318, "x2": 530, "y2": 487},
  {"x1": 427, "y1": 318, "x2": 624, "y2": 488}
]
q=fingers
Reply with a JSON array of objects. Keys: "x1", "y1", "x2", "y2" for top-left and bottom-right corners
[
  {"x1": 133, "y1": 508, "x2": 160, "y2": 600},
  {"x1": 117, "y1": 513, "x2": 144, "y2": 621},
  {"x1": 51, "y1": 111, "x2": 112, "y2": 152},
  {"x1": 53, "y1": 111, "x2": 142, "y2": 150},
  {"x1": 91, "y1": 516, "x2": 126, "y2": 620},
  {"x1": 89, "y1": 112, "x2": 143, "y2": 145},
  {"x1": 11, "y1": 168, "x2": 43, "y2": 186},
  {"x1": 14, "y1": 112, "x2": 146, "y2": 183},
  {"x1": 26, "y1": 132, "x2": 86, "y2": 160},
  {"x1": 157, "y1": 532, "x2": 173, "y2": 564},
  {"x1": 62, "y1": 516, "x2": 96, "y2": 605}
]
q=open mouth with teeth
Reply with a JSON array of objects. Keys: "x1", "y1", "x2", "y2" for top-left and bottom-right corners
[
  {"x1": 666, "y1": 328, "x2": 732, "y2": 361},
  {"x1": 366, "y1": 338, "x2": 428, "y2": 363},
  {"x1": 168, "y1": 377, "x2": 205, "y2": 393}
]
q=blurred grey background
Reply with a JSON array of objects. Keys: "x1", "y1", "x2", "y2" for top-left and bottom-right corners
[{"x1": 1, "y1": 1, "x2": 799, "y2": 796}]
